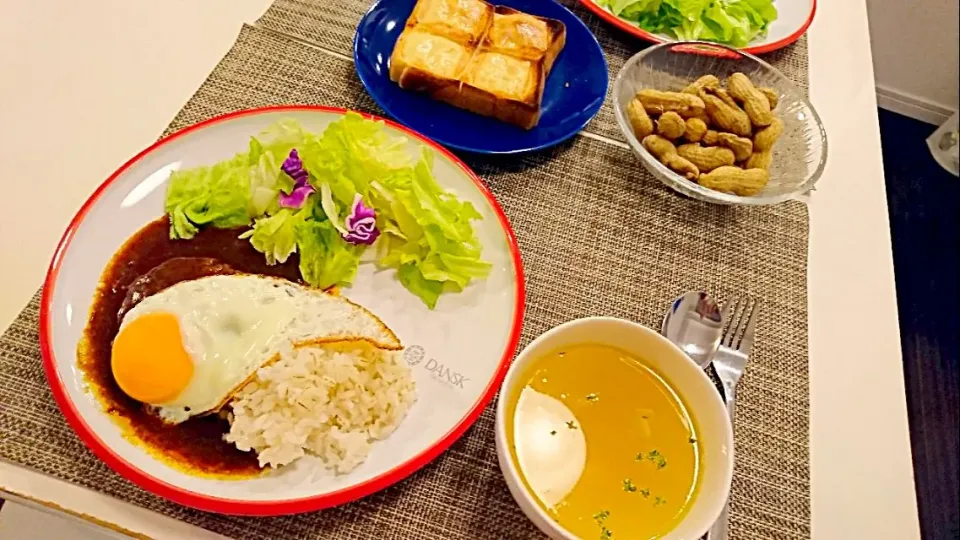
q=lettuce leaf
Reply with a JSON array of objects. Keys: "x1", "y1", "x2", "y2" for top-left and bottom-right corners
[
  {"x1": 598, "y1": 0, "x2": 777, "y2": 47},
  {"x1": 373, "y1": 148, "x2": 492, "y2": 302},
  {"x1": 164, "y1": 155, "x2": 253, "y2": 239},
  {"x1": 163, "y1": 113, "x2": 490, "y2": 308},
  {"x1": 296, "y1": 220, "x2": 363, "y2": 290},
  {"x1": 238, "y1": 208, "x2": 306, "y2": 265},
  {"x1": 303, "y1": 114, "x2": 490, "y2": 307},
  {"x1": 165, "y1": 122, "x2": 307, "y2": 239},
  {"x1": 396, "y1": 263, "x2": 444, "y2": 310}
]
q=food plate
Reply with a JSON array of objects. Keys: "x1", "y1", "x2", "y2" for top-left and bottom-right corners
[
  {"x1": 41, "y1": 106, "x2": 524, "y2": 515},
  {"x1": 354, "y1": 0, "x2": 609, "y2": 154},
  {"x1": 579, "y1": 0, "x2": 816, "y2": 54}
]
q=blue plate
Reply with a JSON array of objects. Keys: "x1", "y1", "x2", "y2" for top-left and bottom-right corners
[{"x1": 354, "y1": 0, "x2": 609, "y2": 154}]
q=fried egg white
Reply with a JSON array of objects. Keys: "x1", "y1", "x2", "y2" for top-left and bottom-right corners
[{"x1": 110, "y1": 274, "x2": 400, "y2": 424}]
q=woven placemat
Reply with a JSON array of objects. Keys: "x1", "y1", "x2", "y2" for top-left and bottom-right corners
[{"x1": 0, "y1": 12, "x2": 810, "y2": 540}]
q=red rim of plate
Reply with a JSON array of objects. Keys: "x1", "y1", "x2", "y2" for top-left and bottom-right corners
[
  {"x1": 39, "y1": 105, "x2": 526, "y2": 516},
  {"x1": 578, "y1": 0, "x2": 816, "y2": 54}
]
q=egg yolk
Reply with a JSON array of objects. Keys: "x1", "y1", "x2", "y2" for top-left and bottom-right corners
[{"x1": 111, "y1": 312, "x2": 193, "y2": 404}]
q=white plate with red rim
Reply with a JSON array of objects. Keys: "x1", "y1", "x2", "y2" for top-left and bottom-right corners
[
  {"x1": 579, "y1": 0, "x2": 816, "y2": 54},
  {"x1": 40, "y1": 106, "x2": 525, "y2": 515}
]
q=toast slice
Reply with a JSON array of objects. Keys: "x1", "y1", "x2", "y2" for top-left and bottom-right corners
[
  {"x1": 457, "y1": 52, "x2": 542, "y2": 129},
  {"x1": 390, "y1": 29, "x2": 473, "y2": 101},
  {"x1": 483, "y1": 6, "x2": 566, "y2": 69},
  {"x1": 408, "y1": 0, "x2": 493, "y2": 46},
  {"x1": 388, "y1": 0, "x2": 566, "y2": 130}
]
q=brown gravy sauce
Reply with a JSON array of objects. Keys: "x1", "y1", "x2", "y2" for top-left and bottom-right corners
[{"x1": 78, "y1": 217, "x2": 301, "y2": 477}]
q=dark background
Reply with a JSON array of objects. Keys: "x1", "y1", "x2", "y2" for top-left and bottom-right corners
[{"x1": 879, "y1": 109, "x2": 959, "y2": 540}]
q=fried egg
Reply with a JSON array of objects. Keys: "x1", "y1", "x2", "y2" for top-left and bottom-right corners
[{"x1": 111, "y1": 274, "x2": 400, "y2": 424}]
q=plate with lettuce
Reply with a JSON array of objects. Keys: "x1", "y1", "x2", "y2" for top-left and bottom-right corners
[
  {"x1": 581, "y1": 0, "x2": 815, "y2": 53},
  {"x1": 42, "y1": 106, "x2": 525, "y2": 512}
]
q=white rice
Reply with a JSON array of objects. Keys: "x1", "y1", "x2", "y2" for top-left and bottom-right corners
[{"x1": 225, "y1": 342, "x2": 417, "y2": 473}]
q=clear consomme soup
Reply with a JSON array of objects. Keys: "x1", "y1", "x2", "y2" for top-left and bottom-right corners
[{"x1": 506, "y1": 343, "x2": 702, "y2": 539}]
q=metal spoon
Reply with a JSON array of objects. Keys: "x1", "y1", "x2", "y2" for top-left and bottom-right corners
[{"x1": 660, "y1": 291, "x2": 725, "y2": 369}]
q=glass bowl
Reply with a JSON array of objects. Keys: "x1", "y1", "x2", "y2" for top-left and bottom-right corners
[{"x1": 613, "y1": 41, "x2": 828, "y2": 205}]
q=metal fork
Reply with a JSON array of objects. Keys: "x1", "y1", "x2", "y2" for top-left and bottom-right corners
[{"x1": 707, "y1": 297, "x2": 759, "y2": 540}]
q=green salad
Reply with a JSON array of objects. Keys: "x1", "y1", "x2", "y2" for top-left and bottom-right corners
[
  {"x1": 165, "y1": 113, "x2": 491, "y2": 308},
  {"x1": 598, "y1": 0, "x2": 778, "y2": 48}
]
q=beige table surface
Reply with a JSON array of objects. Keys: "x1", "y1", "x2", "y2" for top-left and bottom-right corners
[{"x1": 0, "y1": 0, "x2": 921, "y2": 538}]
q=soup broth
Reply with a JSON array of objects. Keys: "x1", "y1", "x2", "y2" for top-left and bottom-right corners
[{"x1": 506, "y1": 343, "x2": 701, "y2": 539}]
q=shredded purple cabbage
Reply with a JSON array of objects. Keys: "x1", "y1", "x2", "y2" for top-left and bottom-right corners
[
  {"x1": 278, "y1": 184, "x2": 316, "y2": 208},
  {"x1": 281, "y1": 149, "x2": 308, "y2": 185},
  {"x1": 278, "y1": 148, "x2": 314, "y2": 209},
  {"x1": 342, "y1": 194, "x2": 380, "y2": 245}
]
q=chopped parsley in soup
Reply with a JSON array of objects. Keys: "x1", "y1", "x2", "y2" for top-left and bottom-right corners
[{"x1": 506, "y1": 344, "x2": 702, "y2": 539}]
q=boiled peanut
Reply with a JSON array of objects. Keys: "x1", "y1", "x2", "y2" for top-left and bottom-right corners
[
  {"x1": 715, "y1": 132, "x2": 753, "y2": 161},
  {"x1": 677, "y1": 144, "x2": 736, "y2": 172},
  {"x1": 626, "y1": 98, "x2": 654, "y2": 138},
  {"x1": 698, "y1": 166, "x2": 770, "y2": 196},
  {"x1": 637, "y1": 89, "x2": 705, "y2": 118},
  {"x1": 700, "y1": 90, "x2": 752, "y2": 137},
  {"x1": 758, "y1": 87, "x2": 779, "y2": 109},
  {"x1": 662, "y1": 154, "x2": 700, "y2": 180},
  {"x1": 727, "y1": 73, "x2": 773, "y2": 127},
  {"x1": 656, "y1": 112, "x2": 686, "y2": 139},
  {"x1": 682, "y1": 75, "x2": 720, "y2": 95},
  {"x1": 711, "y1": 87, "x2": 740, "y2": 109},
  {"x1": 642, "y1": 134, "x2": 676, "y2": 159},
  {"x1": 690, "y1": 110, "x2": 711, "y2": 124},
  {"x1": 745, "y1": 150, "x2": 773, "y2": 170},
  {"x1": 684, "y1": 118, "x2": 708, "y2": 142},
  {"x1": 642, "y1": 135, "x2": 700, "y2": 180},
  {"x1": 753, "y1": 117, "x2": 784, "y2": 151}
]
